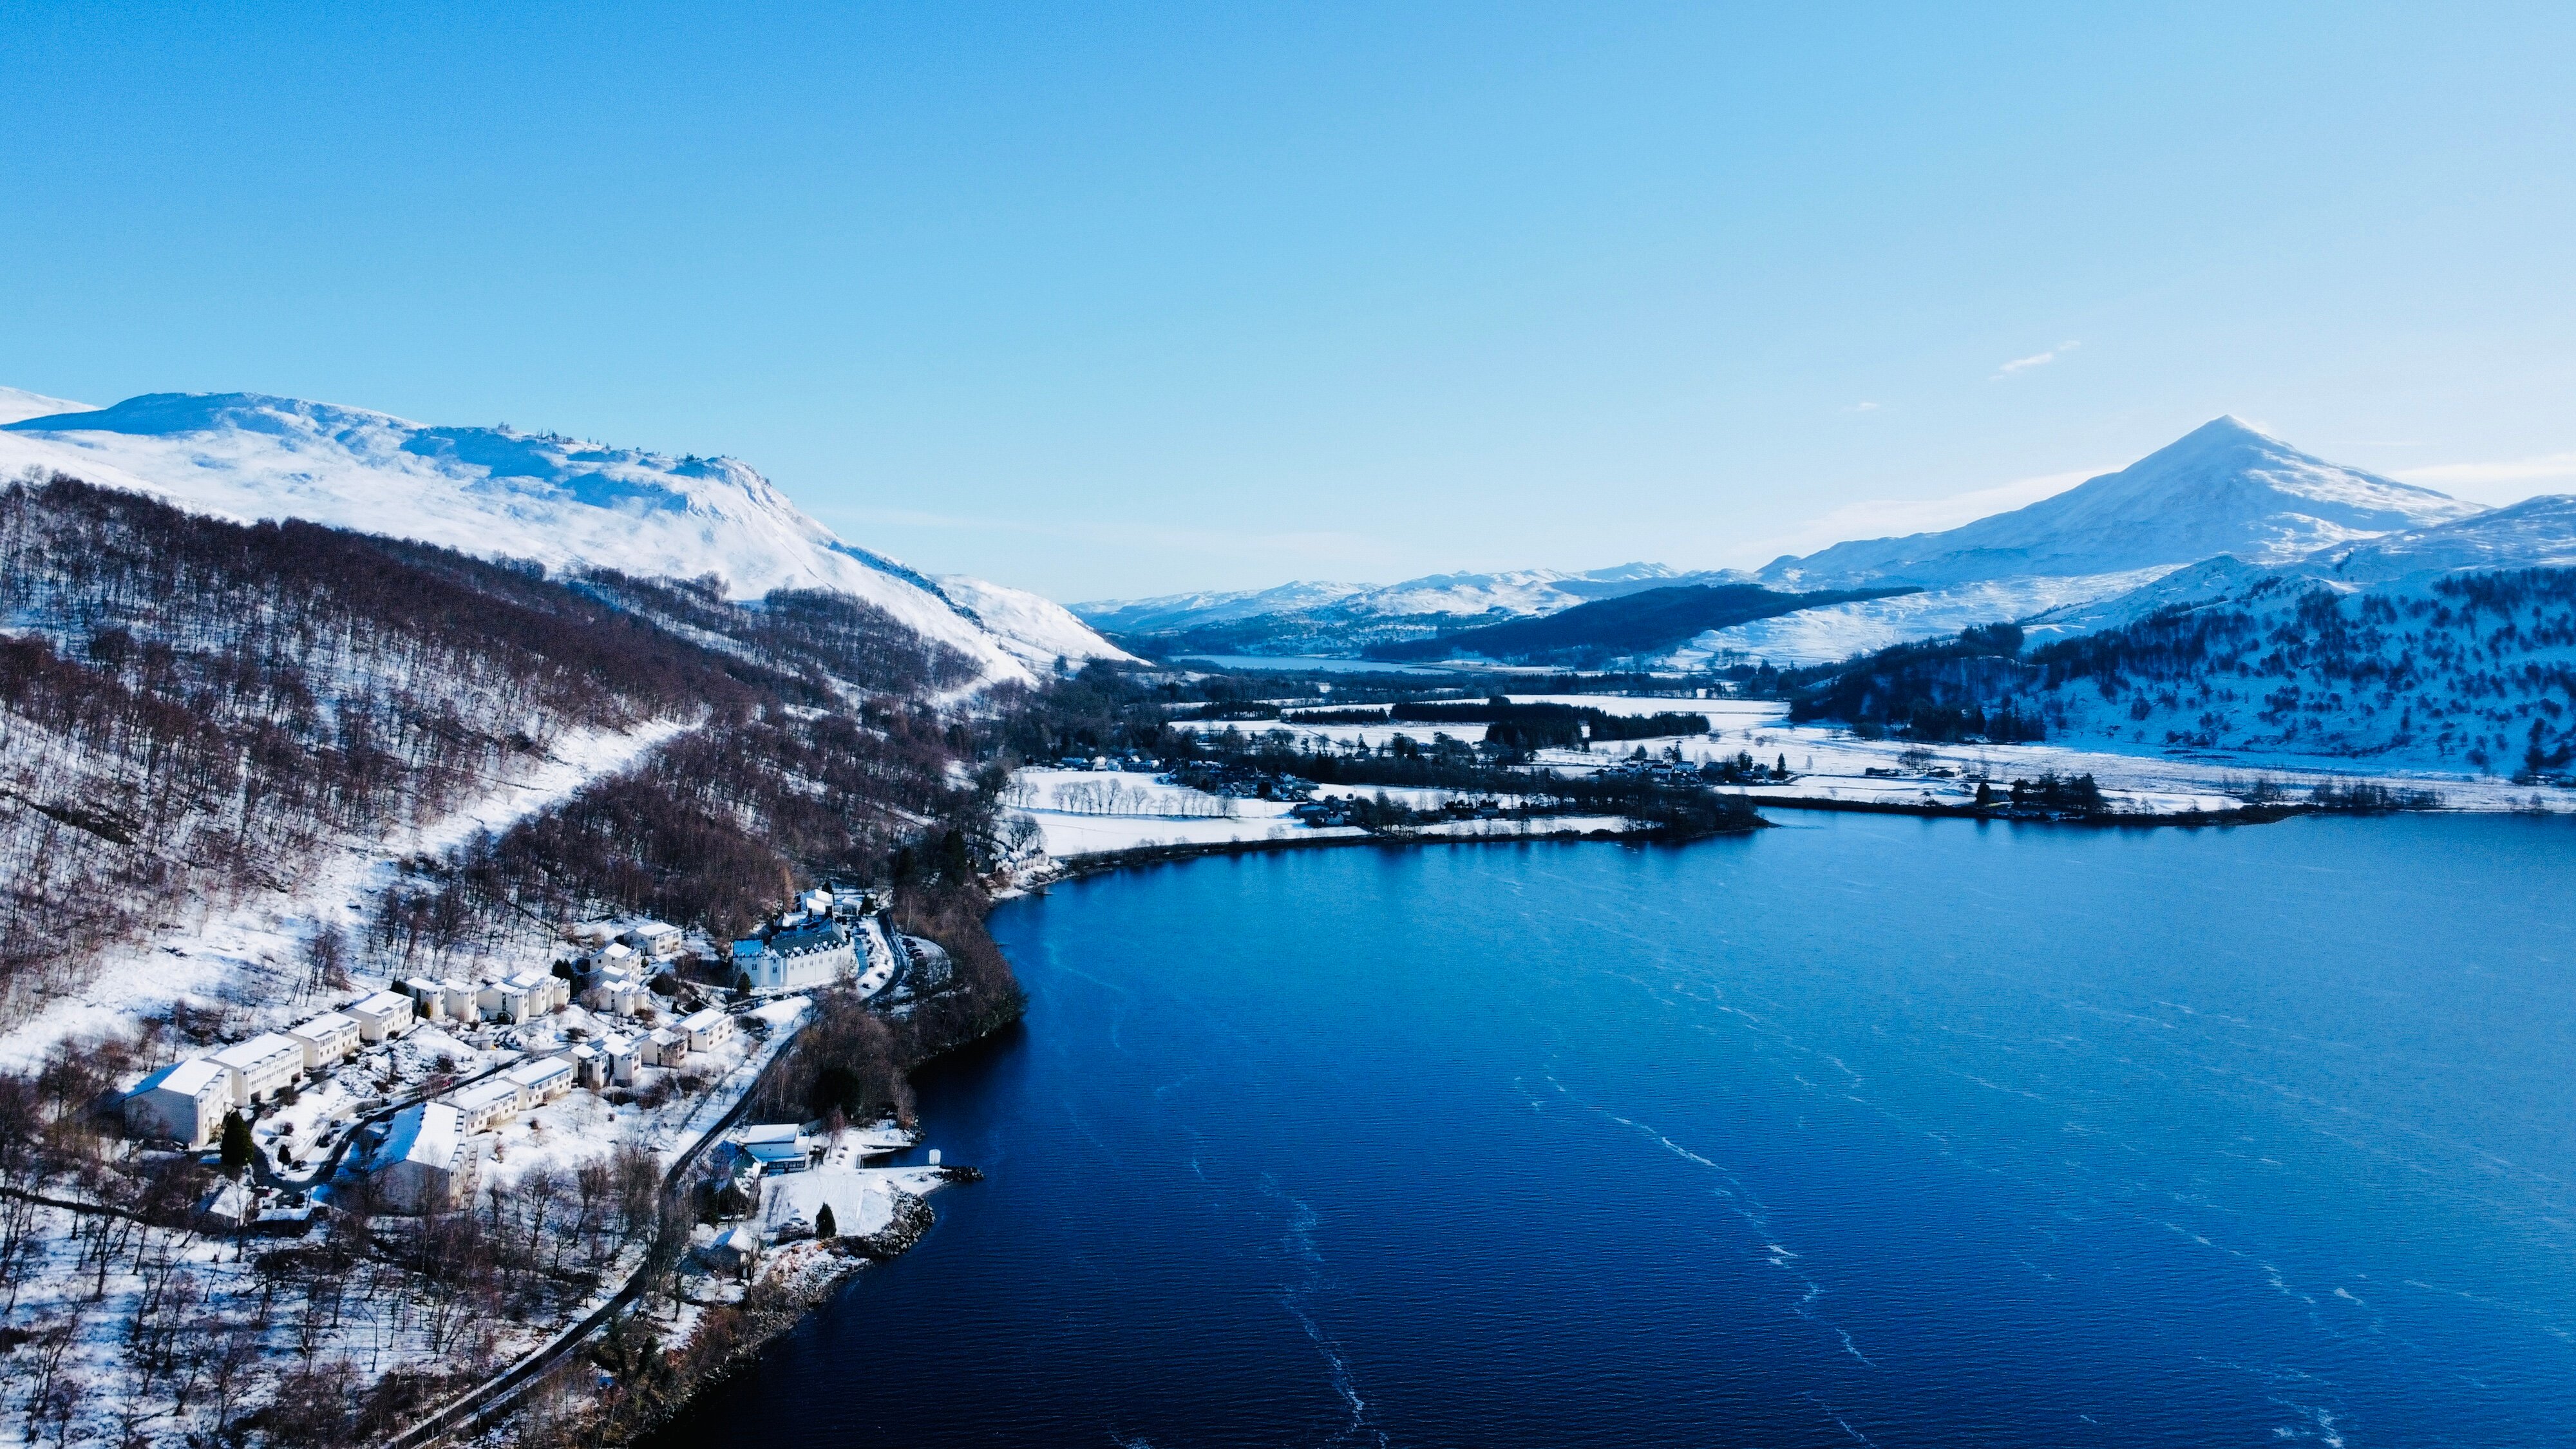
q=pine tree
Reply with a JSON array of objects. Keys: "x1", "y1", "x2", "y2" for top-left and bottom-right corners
[{"x1": 219, "y1": 1110, "x2": 254, "y2": 1180}]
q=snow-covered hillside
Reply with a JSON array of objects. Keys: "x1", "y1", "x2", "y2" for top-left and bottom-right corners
[
  {"x1": 0, "y1": 384, "x2": 93, "y2": 425},
  {"x1": 1670, "y1": 569, "x2": 2175, "y2": 666},
  {"x1": 2029, "y1": 494, "x2": 2576, "y2": 641},
  {"x1": 938, "y1": 573, "x2": 1143, "y2": 670},
  {"x1": 1796, "y1": 494, "x2": 2576, "y2": 775},
  {"x1": 0, "y1": 390, "x2": 1127, "y2": 683},
  {"x1": 1761, "y1": 416, "x2": 2481, "y2": 590}
]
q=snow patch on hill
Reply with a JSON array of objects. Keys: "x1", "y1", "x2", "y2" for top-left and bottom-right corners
[
  {"x1": 0, "y1": 385, "x2": 93, "y2": 426},
  {"x1": 1671, "y1": 569, "x2": 2177, "y2": 666}
]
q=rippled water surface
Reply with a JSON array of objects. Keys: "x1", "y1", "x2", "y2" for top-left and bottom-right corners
[{"x1": 652, "y1": 813, "x2": 2576, "y2": 1447}]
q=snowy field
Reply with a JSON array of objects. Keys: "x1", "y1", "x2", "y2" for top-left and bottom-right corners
[
  {"x1": 1541, "y1": 700, "x2": 2576, "y2": 815},
  {"x1": 1032, "y1": 696, "x2": 2575, "y2": 862}
]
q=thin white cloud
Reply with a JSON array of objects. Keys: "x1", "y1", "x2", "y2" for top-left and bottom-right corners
[
  {"x1": 1734, "y1": 469, "x2": 2099, "y2": 564},
  {"x1": 2399, "y1": 452, "x2": 2576, "y2": 486},
  {"x1": 1844, "y1": 401, "x2": 1881, "y2": 413},
  {"x1": 2394, "y1": 451, "x2": 2576, "y2": 506},
  {"x1": 1993, "y1": 340, "x2": 2080, "y2": 379}
]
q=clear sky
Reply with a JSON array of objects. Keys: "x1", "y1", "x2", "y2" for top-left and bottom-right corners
[{"x1": 5, "y1": 3, "x2": 2573, "y2": 601}]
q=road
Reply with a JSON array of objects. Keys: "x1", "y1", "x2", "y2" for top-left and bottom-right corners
[{"x1": 383, "y1": 1003, "x2": 808, "y2": 1448}]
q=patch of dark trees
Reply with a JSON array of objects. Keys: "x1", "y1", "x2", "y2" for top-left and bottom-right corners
[
  {"x1": 1783, "y1": 622, "x2": 2047, "y2": 742},
  {"x1": 1388, "y1": 697, "x2": 1710, "y2": 752},
  {"x1": 1362, "y1": 583, "x2": 1922, "y2": 667}
]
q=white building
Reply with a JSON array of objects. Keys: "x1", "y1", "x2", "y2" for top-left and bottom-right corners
[
  {"x1": 508, "y1": 969, "x2": 568, "y2": 1014},
  {"x1": 583, "y1": 972, "x2": 645, "y2": 1017},
  {"x1": 369, "y1": 1101, "x2": 484, "y2": 1213},
  {"x1": 285, "y1": 1012, "x2": 362, "y2": 1072},
  {"x1": 598, "y1": 1032, "x2": 639, "y2": 1086},
  {"x1": 438, "y1": 978, "x2": 480, "y2": 1023},
  {"x1": 679, "y1": 1008, "x2": 735, "y2": 1054},
  {"x1": 620, "y1": 921, "x2": 684, "y2": 960},
  {"x1": 347, "y1": 991, "x2": 415, "y2": 1042},
  {"x1": 124, "y1": 1059, "x2": 230, "y2": 1148},
  {"x1": 569, "y1": 1043, "x2": 605, "y2": 1089},
  {"x1": 476, "y1": 978, "x2": 533, "y2": 1025},
  {"x1": 732, "y1": 922, "x2": 855, "y2": 994},
  {"x1": 211, "y1": 1034, "x2": 303, "y2": 1107},
  {"x1": 503, "y1": 1056, "x2": 576, "y2": 1106},
  {"x1": 643, "y1": 1027, "x2": 686, "y2": 1068},
  {"x1": 398, "y1": 977, "x2": 447, "y2": 1021},
  {"x1": 448, "y1": 1077, "x2": 522, "y2": 1134}
]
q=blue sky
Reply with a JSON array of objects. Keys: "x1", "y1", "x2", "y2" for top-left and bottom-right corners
[{"x1": 5, "y1": 3, "x2": 2573, "y2": 601}]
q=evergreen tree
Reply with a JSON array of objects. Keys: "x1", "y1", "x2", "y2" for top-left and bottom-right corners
[{"x1": 219, "y1": 1110, "x2": 254, "y2": 1180}]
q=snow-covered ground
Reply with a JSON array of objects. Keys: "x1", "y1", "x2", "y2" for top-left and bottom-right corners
[
  {"x1": 1664, "y1": 569, "x2": 2174, "y2": 667},
  {"x1": 1005, "y1": 768, "x2": 1341, "y2": 855},
  {"x1": 0, "y1": 717, "x2": 684, "y2": 1072},
  {"x1": 1540, "y1": 700, "x2": 2575, "y2": 815}
]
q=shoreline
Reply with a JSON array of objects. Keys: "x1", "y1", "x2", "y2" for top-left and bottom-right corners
[{"x1": 1012, "y1": 791, "x2": 2459, "y2": 889}]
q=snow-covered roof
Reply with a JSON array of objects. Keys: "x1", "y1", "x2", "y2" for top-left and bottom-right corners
[
  {"x1": 739, "y1": 1123, "x2": 800, "y2": 1146},
  {"x1": 377, "y1": 1101, "x2": 469, "y2": 1170},
  {"x1": 132, "y1": 1057, "x2": 225, "y2": 1097},
  {"x1": 504, "y1": 1057, "x2": 574, "y2": 1088},
  {"x1": 450, "y1": 1079, "x2": 520, "y2": 1113},
  {"x1": 211, "y1": 1033, "x2": 299, "y2": 1070},
  {"x1": 771, "y1": 922, "x2": 848, "y2": 956},
  {"x1": 758, "y1": 1166, "x2": 888, "y2": 1242},
  {"x1": 679, "y1": 1009, "x2": 729, "y2": 1033},
  {"x1": 350, "y1": 990, "x2": 410, "y2": 1015},
  {"x1": 287, "y1": 1012, "x2": 357, "y2": 1039}
]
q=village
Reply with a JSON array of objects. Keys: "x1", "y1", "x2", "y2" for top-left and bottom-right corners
[{"x1": 0, "y1": 881, "x2": 962, "y2": 1449}]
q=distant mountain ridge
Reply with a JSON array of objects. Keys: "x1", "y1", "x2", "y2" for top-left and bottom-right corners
[
  {"x1": 1079, "y1": 417, "x2": 2505, "y2": 667},
  {"x1": 1077, "y1": 562, "x2": 1754, "y2": 658},
  {"x1": 0, "y1": 389, "x2": 1129, "y2": 680}
]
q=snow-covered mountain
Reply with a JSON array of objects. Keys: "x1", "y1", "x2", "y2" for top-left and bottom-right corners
[
  {"x1": 1760, "y1": 417, "x2": 2483, "y2": 589},
  {"x1": 1672, "y1": 419, "x2": 2490, "y2": 665},
  {"x1": 1075, "y1": 562, "x2": 1752, "y2": 654},
  {"x1": 0, "y1": 389, "x2": 1127, "y2": 683},
  {"x1": 1077, "y1": 419, "x2": 2490, "y2": 667}
]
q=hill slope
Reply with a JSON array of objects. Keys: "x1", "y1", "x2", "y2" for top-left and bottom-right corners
[
  {"x1": 1366, "y1": 583, "x2": 1919, "y2": 666},
  {"x1": 0, "y1": 390, "x2": 1125, "y2": 681},
  {"x1": 1785, "y1": 496, "x2": 2576, "y2": 774}
]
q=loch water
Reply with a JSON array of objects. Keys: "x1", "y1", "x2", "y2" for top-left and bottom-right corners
[{"x1": 652, "y1": 813, "x2": 2576, "y2": 1447}]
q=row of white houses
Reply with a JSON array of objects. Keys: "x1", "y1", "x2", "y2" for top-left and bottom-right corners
[
  {"x1": 368, "y1": 1009, "x2": 741, "y2": 1212},
  {"x1": 125, "y1": 992, "x2": 419, "y2": 1149},
  {"x1": 392, "y1": 969, "x2": 573, "y2": 1027}
]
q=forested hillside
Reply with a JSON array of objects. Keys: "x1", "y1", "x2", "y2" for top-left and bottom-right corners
[
  {"x1": 0, "y1": 473, "x2": 1014, "y2": 1040},
  {"x1": 1786, "y1": 569, "x2": 2576, "y2": 777}
]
